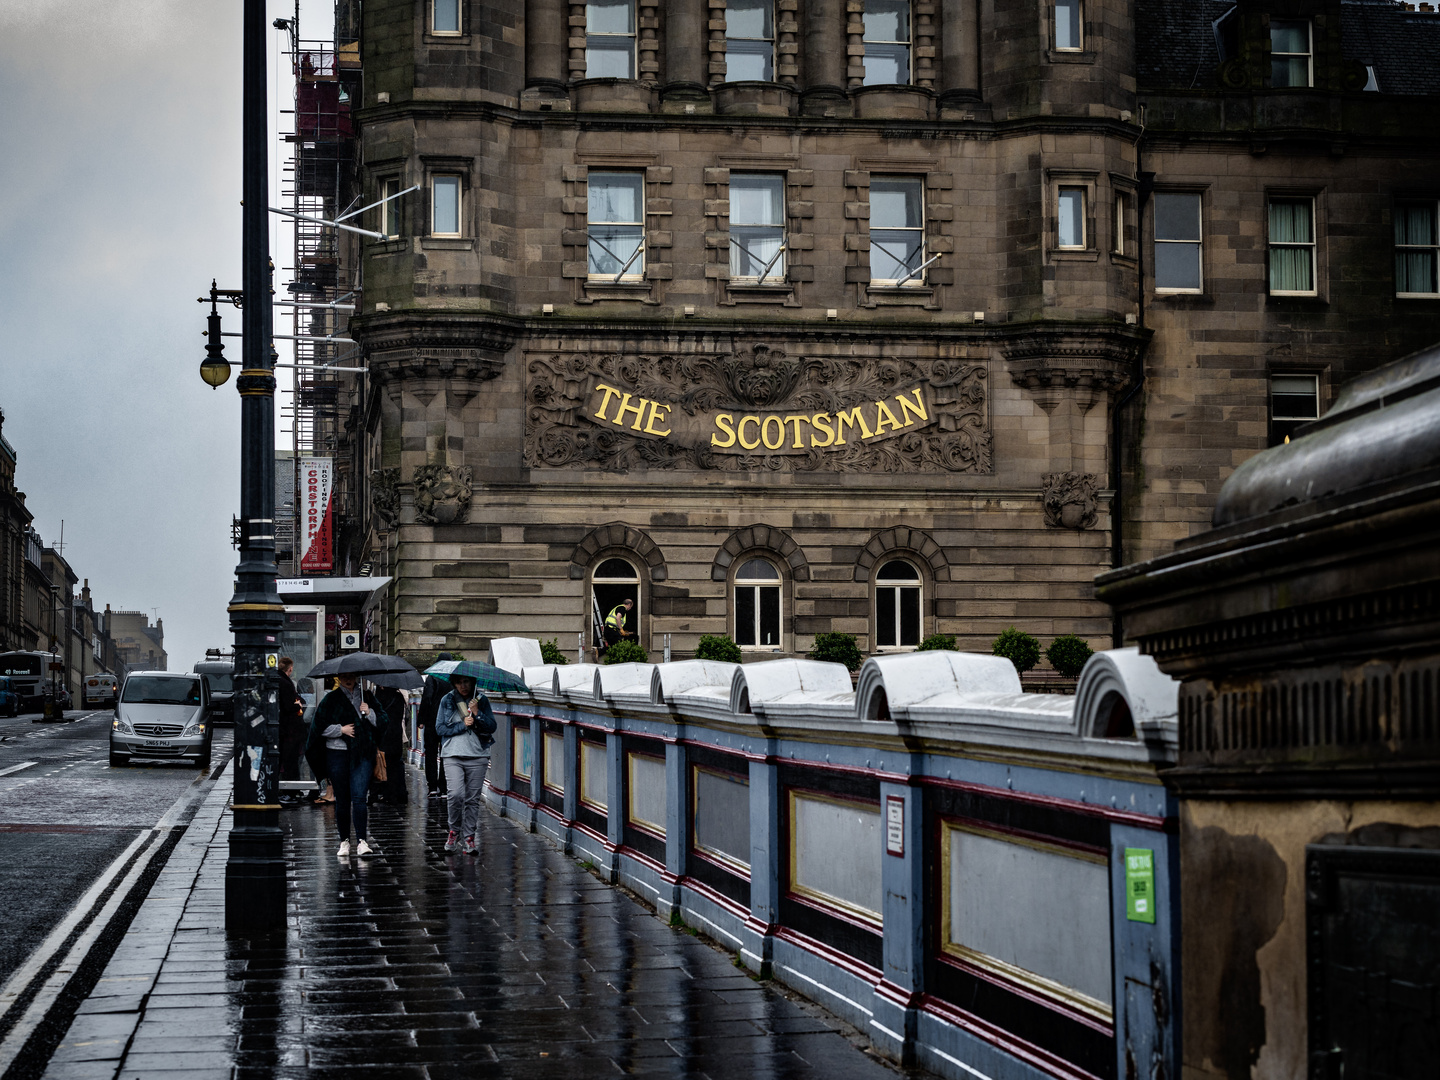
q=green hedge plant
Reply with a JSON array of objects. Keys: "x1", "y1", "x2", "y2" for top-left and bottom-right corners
[
  {"x1": 807, "y1": 632, "x2": 863, "y2": 671},
  {"x1": 1045, "y1": 635, "x2": 1093, "y2": 679},
  {"x1": 539, "y1": 638, "x2": 569, "y2": 665},
  {"x1": 602, "y1": 639, "x2": 649, "y2": 665},
  {"x1": 695, "y1": 634, "x2": 742, "y2": 663},
  {"x1": 991, "y1": 627, "x2": 1041, "y2": 675},
  {"x1": 917, "y1": 633, "x2": 958, "y2": 652}
]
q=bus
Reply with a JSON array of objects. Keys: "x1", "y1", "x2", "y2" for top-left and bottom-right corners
[{"x1": 0, "y1": 651, "x2": 62, "y2": 711}]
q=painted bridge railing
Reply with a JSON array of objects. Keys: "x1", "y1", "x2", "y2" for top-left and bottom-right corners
[{"x1": 481, "y1": 641, "x2": 1180, "y2": 1080}]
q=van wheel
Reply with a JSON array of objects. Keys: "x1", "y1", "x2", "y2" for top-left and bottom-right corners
[{"x1": 109, "y1": 750, "x2": 128, "y2": 767}]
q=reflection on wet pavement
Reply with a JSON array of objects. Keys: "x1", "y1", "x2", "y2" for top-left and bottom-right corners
[{"x1": 81, "y1": 772, "x2": 917, "y2": 1079}]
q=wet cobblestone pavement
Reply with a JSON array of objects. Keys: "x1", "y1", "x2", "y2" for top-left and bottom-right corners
[{"x1": 43, "y1": 766, "x2": 915, "y2": 1079}]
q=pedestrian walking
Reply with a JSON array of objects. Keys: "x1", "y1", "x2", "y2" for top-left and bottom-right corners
[
  {"x1": 373, "y1": 684, "x2": 409, "y2": 805},
  {"x1": 417, "y1": 652, "x2": 452, "y2": 801},
  {"x1": 307, "y1": 672, "x2": 386, "y2": 857},
  {"x1": 435, "y1": 674, "x2": 496, "y2": 856},
  {"x1": 276, "y1": 657, "x2": 307, "y2": 807}
]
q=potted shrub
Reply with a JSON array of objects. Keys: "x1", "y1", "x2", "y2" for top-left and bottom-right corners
[
  {"x1": 695, "y1": 634, "x2": 742, "y2": 663},
  {"x1": 991, "y1": 627, "x2": 1041, "y2": 674}
]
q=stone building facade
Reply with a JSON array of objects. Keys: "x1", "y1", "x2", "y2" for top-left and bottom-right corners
[{"x1": 330, "y1": 0, "x2": 1440, "y2": 661}]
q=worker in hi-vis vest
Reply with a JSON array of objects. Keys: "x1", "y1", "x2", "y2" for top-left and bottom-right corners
[{"x1": 604, "y1": 598, "x2": 635, "y2": 648}]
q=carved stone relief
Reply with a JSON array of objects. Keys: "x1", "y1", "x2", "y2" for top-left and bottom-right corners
[
  {"x1": 524, "y1": 342, "x2": 991, "y2": 474},
  {"x1": 413, "y1": 463, "x2": 473, "y2": 525},
  {"x1": 1042, "y1": 471, "x2": 1100, "y2": 530},
  {"x1": 370, "y1": 468, "x2": 401, "y2": 527}
]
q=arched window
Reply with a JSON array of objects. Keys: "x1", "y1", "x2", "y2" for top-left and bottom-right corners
[
  {"x1": 592, "y1": 558, "x2": 640, "y2": 650},
  {"x1": 875, "y1": 560, "x2": 921, "y2": 648},
  {"x1": 735, "y1": 558, "x2": 782, "y2": 648}
]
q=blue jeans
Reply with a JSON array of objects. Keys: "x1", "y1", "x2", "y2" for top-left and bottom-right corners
[{"x1": 326, "y1": 748, "x2": 373, "y2": 843}]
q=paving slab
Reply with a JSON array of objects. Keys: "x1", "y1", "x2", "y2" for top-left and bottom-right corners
[{"x1": 40, "y1": 765, "x2": 921, "y2": 1079}]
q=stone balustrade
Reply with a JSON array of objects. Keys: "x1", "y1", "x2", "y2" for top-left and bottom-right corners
[{"x1": 482, "y1": 641, "x2": 1181, "y2": 1080}]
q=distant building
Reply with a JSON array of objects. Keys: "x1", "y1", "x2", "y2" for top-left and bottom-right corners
[
  {"x1": 0, "y1": 408, "x2": 33, "y2": 653},
  {"x1": 108, "y1": 610, "x2": 167, "y2": 673}
]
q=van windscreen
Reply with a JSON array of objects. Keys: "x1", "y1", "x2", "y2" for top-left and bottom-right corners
[{"x1": 123, "y1": 677, "x2": 202, "y2": 706}]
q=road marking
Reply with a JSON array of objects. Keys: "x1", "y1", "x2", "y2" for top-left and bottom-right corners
[
  {"x1": 0, "y1": 762, "x2": 38, "y2": 778},
  {"x1": 0, "y1": 762, "x2": 228, "y2": 1073}
]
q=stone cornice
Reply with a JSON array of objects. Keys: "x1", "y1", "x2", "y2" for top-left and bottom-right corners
[{"x1": 999, "y1": 324, "x2": 1149, "y2": 404}]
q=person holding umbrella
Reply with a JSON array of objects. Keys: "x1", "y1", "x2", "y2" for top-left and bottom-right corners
[
  {"x1": 308, "y1": 668, "x2": 388, "y2": 857},
  {"x1": 435, "y1": 672, "x2": 497, "y2": 855}
]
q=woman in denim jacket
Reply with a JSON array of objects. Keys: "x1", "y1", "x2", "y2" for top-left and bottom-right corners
[{"x1": 435, "y1": 674, "x2": 496, "y2": 855}]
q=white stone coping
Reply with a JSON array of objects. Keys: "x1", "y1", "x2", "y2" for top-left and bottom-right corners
[
  {"x1": 490, "y1": 641, "x2": 1179, "y2": 763},
  {"x1": 489, "y1": 636, "x2": 544, "y2": 676}
]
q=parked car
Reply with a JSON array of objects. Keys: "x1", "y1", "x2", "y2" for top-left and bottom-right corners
[
  {"x1": 83, "y1": 674, "x2": 119, "y2": 710},
  {"x1": 0, "y1": 676, "x2": 18, "y2": 717},
  {"x1": 110, "y1": 671, "x2": 212, "y2": 768},
  {"x1": 193, "y1": 660, "x2": 235, "y2": 725}
]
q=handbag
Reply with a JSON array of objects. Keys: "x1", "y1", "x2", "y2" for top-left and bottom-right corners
[{"x1": 374, "y1": 749, "x2": 389, "y2": 782}]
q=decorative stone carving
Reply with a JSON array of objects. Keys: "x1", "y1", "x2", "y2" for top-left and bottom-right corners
[
  {"x1": 1042, "y1": 472, "x2": 1100, "y2": 530},
  {"x1": 412, "y1": 463, "x2": 473, "y2": 525},
  {"x1": 370, "y1": 468, "x2": 400, "y2": 528},
  {"x1": 1002, "y1": 329, "x2": 1146, "y2": 413},
  {"x1": 524, "y1": 342, "x2": 992, "y2": 474}
]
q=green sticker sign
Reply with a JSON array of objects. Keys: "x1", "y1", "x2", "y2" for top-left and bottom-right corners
[{"x1": 1125, "y1": 848, "x2": 1156, "y2": 923}]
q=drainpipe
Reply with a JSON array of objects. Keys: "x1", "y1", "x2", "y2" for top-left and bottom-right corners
[{"x1": 1110, "y1": 110, "x2": 1153, "y2": 647}]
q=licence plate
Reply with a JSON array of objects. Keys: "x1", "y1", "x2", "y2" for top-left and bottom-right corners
[{"x1": 144, "y1": 739, "x2": 171, "y2": 747}]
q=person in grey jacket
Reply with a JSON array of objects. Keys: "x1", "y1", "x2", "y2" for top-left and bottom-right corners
[{"x1": 435, "y1": 674, "x2": 496, "y2": 855}]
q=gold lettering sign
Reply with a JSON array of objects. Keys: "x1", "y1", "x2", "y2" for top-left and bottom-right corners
[
  {"x1": 590, "y1": 382, "x2": 932, "y2": 454},
  {"x1": 523, "y1": 346, "x2": 992, "y2": 475}
]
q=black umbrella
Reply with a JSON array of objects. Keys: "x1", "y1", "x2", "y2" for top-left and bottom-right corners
[
  {"x1": 306, "y1": 652, "x2": 418, "y2": 680},
  {"x1": 366, "y1": 670, "x2": 424, "y2": 691}
]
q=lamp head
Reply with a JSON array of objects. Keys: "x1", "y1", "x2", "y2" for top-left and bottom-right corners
[{"x1": 199, "y1": 290, "x2": 231, "y2": 388}]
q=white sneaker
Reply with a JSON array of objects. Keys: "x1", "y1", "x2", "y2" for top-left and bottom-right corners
[
  {"x1": 356, "y1": 839, "x2": 377, "y2": 857},
  {"x1": 336, "y1": 840, "x2": 350, "y2": 858}
]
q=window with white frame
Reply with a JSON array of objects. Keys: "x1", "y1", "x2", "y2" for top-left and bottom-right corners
[
  {"x1": 1054, "y1": 0, "x2": 1082, "y2": 50},
  {"x1": 726, "y1": 0, "x2": 774, "y2": 81},
  {"x1": 1057, "y1": 186, "x2": 1086, "y2": 249},
  {"x1": 1395, "y1": 201, "x2": 1439, "y2": 296},
  {"x1": 863, "y1": 0, "x2": 911, "y2": 85},
  {"x1": 431, "y1": 174, "x2": 461, "y2": 236},
  {"x1": 586, "y1": 0, "x2": 635, "y2": 78},
  {"x1": 1269, "y1": 19, "x2": 1311, "y2": 88},
  {"x1": 587, "y1": 172, "x2": 645, "y2": 280},
  {"x1": 1154, "y1": 192, "x2": 1203, "y2": 292},
  {"x1": 380, "y1": 177, "x2": 401, "y2": 239},
  {"x1": 875, "y1": 561, "x2": 921, "y2": 649},
  {"x1": 1268, "y1": 197, "x2": 1316, "y2": 294},
  {"x1": 869, "y1": 177, "x2": 926, "y2": 285},
  {"x1": 1270, "y1": 374, "x2": 1319, "y2": 445},
  {"x1": 1113, "y1": 192, "x2": 1128, "y2": 256},
  {"x1": 735, "y1": 558, "x2": 781, "y2": 648},
  {"x1": 432, "y1": 0, "x2": 461, "y2": 34},
  {"x1": 730, "y1": 174, "x2": 785, "y2": 281}
]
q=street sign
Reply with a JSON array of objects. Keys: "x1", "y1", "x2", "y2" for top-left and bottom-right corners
[
  {"x1": 1125, "y1": 847, "x2": 1156, "y2": 923},
  {"x1": 339, "y1": 630, "x2": 360, "y2": 650}
]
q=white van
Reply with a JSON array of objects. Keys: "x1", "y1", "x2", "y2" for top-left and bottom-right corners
[{"x1": 83, "y1": 673, "x2": 119, "y2": 709}]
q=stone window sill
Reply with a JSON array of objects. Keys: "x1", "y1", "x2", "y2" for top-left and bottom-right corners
[
  {"x1": 725, "y1": 281, "x2": 798, "y2": 306},
  {"x1": 366, "y1": 238, "x2": 408, "y2": 256},
  {"x1": 1051, "y1": 249, "x2": 1100, "y2": 262},
  {"x1": 1151, "y1": 290, "x2": 1214, "y2": 307},
  {"x1": 866, "y1": 285, "x2": 936, "y2": 308},
  {"x1": 582, "y1": 281, "x2": 657, "y2": 304},
  {"x1": 421, "y1": 237, "x2": 475, "y2": 250},
  {"x1": 1047, "y1": 49, "x2": 1096, "y2": 64},
  {"x1": 424, "y1": 33, "x2": 471, "y2": 46}
]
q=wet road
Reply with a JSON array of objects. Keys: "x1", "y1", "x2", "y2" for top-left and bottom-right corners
[{"x1": 0, "y1": 710, "x2": 230, "y2": 990}]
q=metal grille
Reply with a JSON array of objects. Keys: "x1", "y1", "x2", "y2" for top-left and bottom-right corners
[{"x1": 132, "y1": 723, "x2": 184, "y2": 738}]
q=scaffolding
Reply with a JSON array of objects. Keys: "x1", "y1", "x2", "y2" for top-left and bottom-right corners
[{"x1": 278, "y1": 5, "x2": 362, "y2": 576}]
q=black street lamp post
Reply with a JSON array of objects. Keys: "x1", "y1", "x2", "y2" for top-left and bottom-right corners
[{"x1": 201, "y1": 0, "x2": 287, "y2": 936}]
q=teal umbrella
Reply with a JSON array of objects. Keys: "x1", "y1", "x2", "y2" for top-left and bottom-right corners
[{"x1": 423, "y1": 659, "x2": 528, "y2": 695}]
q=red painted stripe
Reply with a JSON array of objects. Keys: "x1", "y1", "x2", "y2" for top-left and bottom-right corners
[
  {"x1": 681, "y1": 876, "x2": 752, "y2": 921},
  {"x1": 773, "y1": 924, "x2": 883, "y2": 984}
]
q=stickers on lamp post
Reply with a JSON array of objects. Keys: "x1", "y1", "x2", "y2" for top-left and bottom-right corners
[{"x1": 1125, "y1": 847, "x2": 1156, "y2": 923}]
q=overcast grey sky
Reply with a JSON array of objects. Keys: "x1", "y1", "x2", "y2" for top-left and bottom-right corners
[{"x1": 0, "y1": 1, "x2": 323, "y2": 671}]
